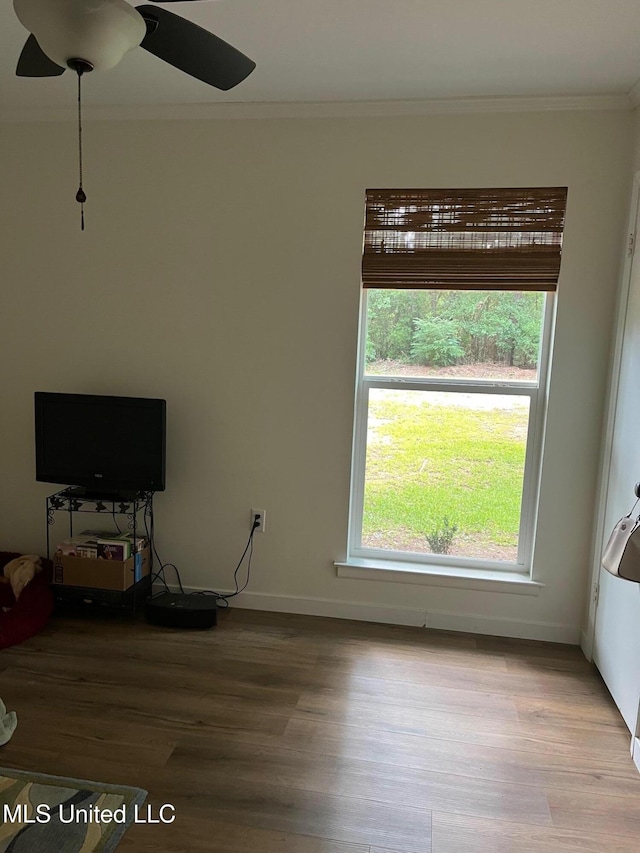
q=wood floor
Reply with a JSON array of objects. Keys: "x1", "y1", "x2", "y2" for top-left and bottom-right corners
[{"x1": 1, "y1": 608, "x2": 640, "y2": 852}]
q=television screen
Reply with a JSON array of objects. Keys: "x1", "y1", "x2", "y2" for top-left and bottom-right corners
[{"x1": 35, "y1": 392, "x2": 166, "y2": 495}]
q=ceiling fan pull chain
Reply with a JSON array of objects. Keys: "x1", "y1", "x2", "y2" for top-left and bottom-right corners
[{"x1": 75, "y1": 68, "x2": 86, "y2": 231}]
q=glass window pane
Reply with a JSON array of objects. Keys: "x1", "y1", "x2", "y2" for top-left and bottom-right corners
[
  {"x1": 365, "y1": 290, "x2": 544, "y2": 382},
  {"x1": 361, "y1": 389, "x2": 531, "y2": 562}
]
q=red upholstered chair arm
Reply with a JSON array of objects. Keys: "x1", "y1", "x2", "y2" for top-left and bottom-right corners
[{"x1": 0, "y1": 551, "x2": 54, "y2": 649}]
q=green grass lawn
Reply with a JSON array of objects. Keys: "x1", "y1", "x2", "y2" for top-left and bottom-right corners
[{"x1": 363, "y1": 392, "x2": 529, "y2": 553}]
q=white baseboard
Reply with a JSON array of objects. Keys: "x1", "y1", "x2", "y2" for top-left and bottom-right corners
[
  {"x1": 424, "y1": 610, "x2": 580, "y2": 644},
  {"x1": 207, "y1": 589, "x2": 426, "y2": 627},
  {"x1": 174, "y1": 585, "x2": 579, "y2": 643}
]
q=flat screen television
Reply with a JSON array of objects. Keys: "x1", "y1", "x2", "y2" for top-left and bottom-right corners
[{"x1": 35, "y1": 392, "x2": 166, "y2": 497}]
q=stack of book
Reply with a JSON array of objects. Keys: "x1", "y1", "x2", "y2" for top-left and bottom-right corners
[{"x1": 56, "y1": 530, "x2": 148, "y2": 561}]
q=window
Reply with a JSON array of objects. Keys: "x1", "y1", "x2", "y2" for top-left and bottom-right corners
[{"x1": 348, "y1": 187, "x2": 567, "y2": 571}]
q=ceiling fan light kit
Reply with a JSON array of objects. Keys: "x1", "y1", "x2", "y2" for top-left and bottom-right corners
[
  {"x1": 14, "y1": 0, "x2": 146, "y2": 72},
  {"x1": 13, "y1": 0, "x2": 256, "y2": 85},
  {"x1": 12, "y1": 0, "x2": 256, "y2": 228}
]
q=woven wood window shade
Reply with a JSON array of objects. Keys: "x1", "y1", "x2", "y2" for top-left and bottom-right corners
[{"x1": 362, "y1": 187, "x2": 568, "y2": 291}]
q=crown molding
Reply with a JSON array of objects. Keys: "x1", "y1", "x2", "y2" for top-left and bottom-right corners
[{"x1": 0, "y1": 92, "x2": 633, "y2": 123}]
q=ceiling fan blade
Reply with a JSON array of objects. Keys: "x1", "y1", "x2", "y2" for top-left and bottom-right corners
[
  {"x1": 137, "y1": 5, "x2": 255, "y2": 90},
  {"x1": 17, "y1": 34, "x2": 66, "y2": 77}
]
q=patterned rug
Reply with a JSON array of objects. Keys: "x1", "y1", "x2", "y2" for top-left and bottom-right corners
[{"x1": 0, "y1": 767, "x2": 147, "y2": 852}]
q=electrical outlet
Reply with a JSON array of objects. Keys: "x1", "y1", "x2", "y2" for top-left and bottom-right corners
[{"x1": 251, "y1": 508, "x2": 266, "y2": 532}]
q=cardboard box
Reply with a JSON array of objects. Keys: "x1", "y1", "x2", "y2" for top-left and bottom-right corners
[{"x1": 52, "y1": 546, "x2": 150, "y2": 591}]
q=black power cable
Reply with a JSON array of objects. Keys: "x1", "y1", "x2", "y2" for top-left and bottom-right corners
[
  {"x1": 144, "y1": 499, "x2": 259, "y2": 607},
  {"x1": 144, "y1": 499, "x2": 183, "y2": 594},
  {"x1": 193, "y1": 517, "x2": 259, "y2": 608}
]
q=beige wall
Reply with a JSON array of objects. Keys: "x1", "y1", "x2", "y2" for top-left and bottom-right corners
[
  {"x1": 0, "y1": 108, "x2": 632, "y2": 640},
  {"x1": 633, "y1": 106, "x2": 640, "y2": 171}
]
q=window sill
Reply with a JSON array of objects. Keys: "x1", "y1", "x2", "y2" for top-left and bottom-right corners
[{"x1": 335, "y1": 558, "x2": 543, "y2": 596}]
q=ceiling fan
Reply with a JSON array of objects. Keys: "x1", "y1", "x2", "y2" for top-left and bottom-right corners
[
  {"x1": 13, "y1": 0, "x2": 256, "y2": 90},
  {"x1": 12, "y1": 1, "x2": 256, "y2": 229}
]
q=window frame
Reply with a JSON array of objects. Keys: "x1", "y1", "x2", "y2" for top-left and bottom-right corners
[{"x1": 347, "y1": 289, "x2": 556, "y2": 574}]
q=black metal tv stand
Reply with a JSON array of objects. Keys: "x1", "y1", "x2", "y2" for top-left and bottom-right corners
[
  {"x1": 46, "y1": 487, "x2": 155, "y2": 615},
  {"x1": 62, "y1": 485, "x2": 143, "y2": 503}
]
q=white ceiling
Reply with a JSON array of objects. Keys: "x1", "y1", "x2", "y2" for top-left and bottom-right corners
[{"x1": 2, "y1": 0, "x2": 640, "y2": 118}]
